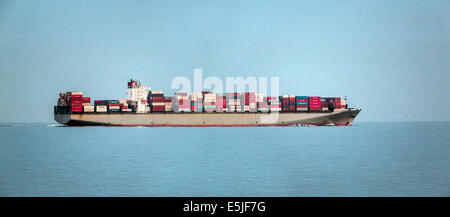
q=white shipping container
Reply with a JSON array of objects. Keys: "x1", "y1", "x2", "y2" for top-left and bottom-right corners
[
  {"x1": 83, "y1": 106, "x2": 95, "y2": 112},
  {"x1": 96, "y1": 106, "x2": 107, "y2": 112},
  {"x1": 118, "y1": 99, "x2": 127, "y2": 104},
  {"x1": 69, "y1": 92, "x2": 83, "y2": 95},
  {"x1": 152, "y1": 102, "x2": 165, "y2": 106}
]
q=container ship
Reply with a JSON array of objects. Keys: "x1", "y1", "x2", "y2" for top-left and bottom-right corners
[{"x1": 54, "y1": 79, "x2": 361, "y2": 127}]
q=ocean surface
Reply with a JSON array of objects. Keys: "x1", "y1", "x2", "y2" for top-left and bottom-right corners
[{"x1": 0, "y1": 122, "x2": 449, "y2": 196}]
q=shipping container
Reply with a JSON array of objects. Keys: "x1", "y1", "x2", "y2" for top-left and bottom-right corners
[
  {"x1": 83, "y1": 105, "x2": 95, "y2": 112},
  {"x1": 71, "y1": 106, "x2": 83, "y2": 113},
  {"x1": 152, "y1": 105, "x2": 165, "y2": 112},
  {"x1": 308, "y1": 96, "x2": 321, "y2": 111},
  {"x1": 95, "y1": 106, "x2": 107, "y2": 112}
]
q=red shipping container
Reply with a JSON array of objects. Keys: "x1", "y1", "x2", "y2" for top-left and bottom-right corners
[
  {"x1": 152, "y1": 106, "x2": 165, "y2": 111},
  {"x1": 309, "y1": 96, "x2": 322, "y2": 110},
  {"x1": 151, "y1": 97, "x2": 164, "y2": 101},
  {"x1": 70, "y1": 94, "x2": 83, "y2": 99},
  {"x1": 151, "y1": 98, "x2": 165, "y2": 102},
  {"x1": 68, "y1": 99, "x2": 83, "y2": 104},
  {"x1": 68, "y1": 103, "x2": 83, "y2": 106},
  {"x1": 71, "y1": 106, "x2": 83, "y2": 112},
  {"x1": 335, "y1": 97, "x2": 341, "y2": 109},
  {"x1": 82, "y1": 98, "x2": 91, "y2": 104}
]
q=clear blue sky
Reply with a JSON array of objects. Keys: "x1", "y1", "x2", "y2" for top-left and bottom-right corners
[{"x1": 0, "y1": 0, "x2": 449, "y2": 122}]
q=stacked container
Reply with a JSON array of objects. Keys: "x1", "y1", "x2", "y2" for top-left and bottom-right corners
[
  {"x1": 289, "y1": 95, "x2": 296, "y2": 111},
  {"x1": 94, "y1": 100, "x2": 121, "y2": 112},
  {"x1": 80, "y1": 96, "x2": 93, "y2": 112},
  {"x1": 59, "y1": 80, "x2": 348, "y2": 115},
  {"x1": 295, "y1": 96, "x2": 308, "y2": 111},
  {"x1": 215, "y1": 93, "x2": 227, "y2": 112},
  {"x1": 256, "y1": 93, "x2": 269, "y2": 112},
  {"x1": 241, "y1": 93, "x2": 257, "y2": 112},
  {"x1": 190, "y1": 93, "x2": 204, "y2": 112},
  {"x1": 334, "y1": 97, "x2": 341, "y2": 109},
  {"x1": 65, "y1": 92, "x2": 84, "y2": 113},
  {"x1": 118, "y1": 99, "x2": 131, "y2": 112},
  {"x1": 82, "y1": 97, "x2": 91, "y2": 106},
  {"x1": 203, "y1": 92, "x2": 216, "y2": 113},
  {"x1": 108, "y1": 103, "x2": 121, "y2": 112},
  {"x1": 282, "y1": 95, "x2": 296, "y2": 112},
  {"x1": 148, "y1": 91, "x2": 165, "y2": 112},
  {"x1": 308, "y1": 96, "x2": 321, "y2": 111},
  {"x1": 164, "y1": 97, "x2": 172, "y2": 112},
  {"x1": 226, "y1": 93, "x2": 241, "y2": 112},
  {"x1": 108, "y1": 100, "x2": 121, "y2": 112},
  {"x1": 172, "y1": 93, "x2": 190, "y2": 112},
  {"x1": 267, "y1": 97, "x2": 281, "y2": 112}
]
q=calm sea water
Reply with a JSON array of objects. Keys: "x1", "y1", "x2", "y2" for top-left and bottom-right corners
[{"x1": 0, "y1": 122, "x2": 449, "y2": 196}]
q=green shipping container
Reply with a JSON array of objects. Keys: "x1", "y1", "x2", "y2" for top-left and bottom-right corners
[{"x1": 295, "y1": 96, "x2": 308, "y2": 99}]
